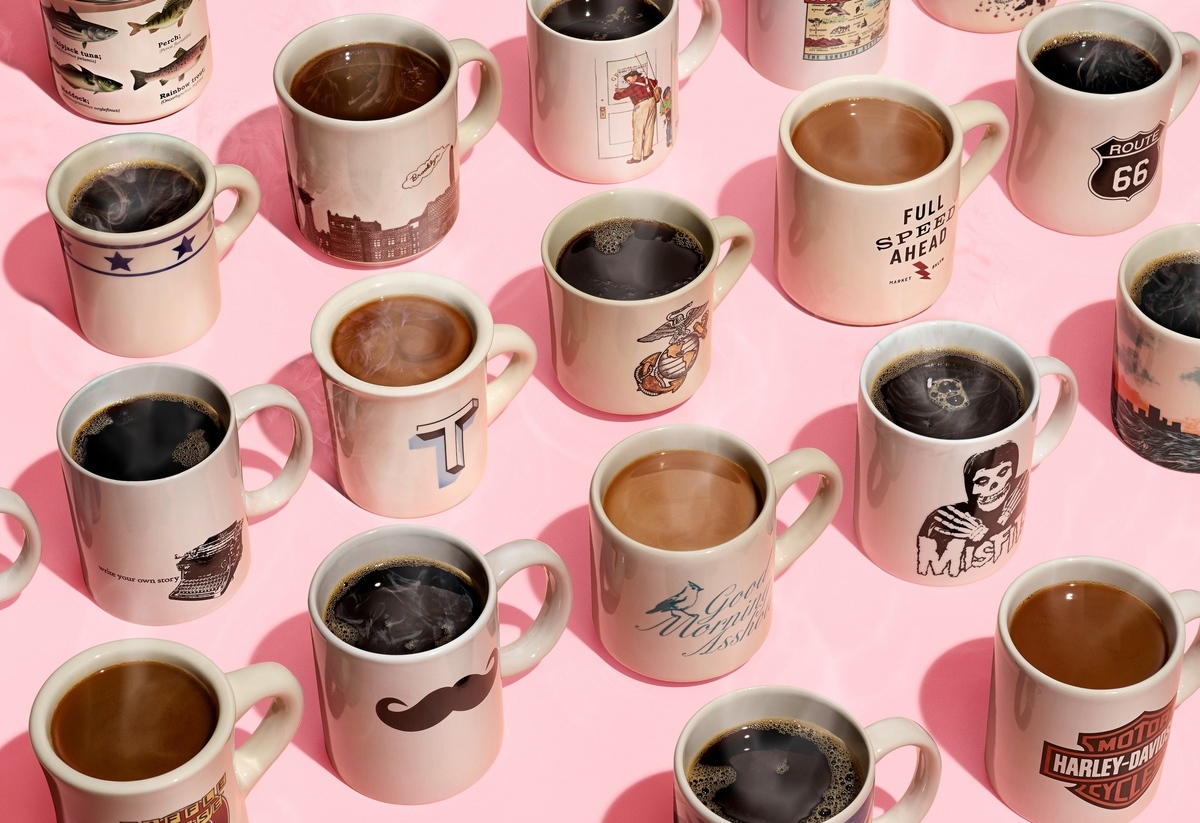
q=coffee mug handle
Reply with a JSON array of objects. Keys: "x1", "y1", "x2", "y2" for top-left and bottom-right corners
[
  {"x1": 213, "y1": 164, "x2": 262, "y2": 257},
  {"x1": 679, "y1": 0, "x2": 723, "y2": 80},
  {"x1": 0, "y1": 489, "x2": 39, "y2": 601},
  {"x1": 863, "y1": 717, "x2": 942, "y2": 823},
  {"x1": 768, "y1": 448, "x2": 843, "y2": 575},
  {"x1": 230, "y1": 385, "x2": 314, "y2": 517},
  {"x1": 709, "y1": 216, "x2": 755, "y2": 310},
  {"x1": 948, "y1": 100, "x2": 1009, "y2": 204},
  {"x1": 225, "y1": 662, "x2": 304, "y2": 795},
  {"x1": 485, "y1": 539, "x2": 573, "y2": 678},
  {"x1": 1171, "y1": 589, "x2": 1200, "y2": 705},
  {"x1": 1170, "y1": 33, "x2": 1200, "y2": 125},
  {"x1": 486, "y1": 324, "x2": 538, "y2": 424},
  {"x1": 450, "y1": 39, "x2": 502, "y2": 153},
  {"x1": 1030, "y1": 356, "x2": 1078, "y2": 468}
]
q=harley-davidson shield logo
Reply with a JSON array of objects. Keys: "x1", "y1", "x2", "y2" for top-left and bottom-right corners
[
  {"x1": 1089, "y1": 123, "x2": 1164, "y2": 201},
  {"x1": 1040, "y1": 701, "x2": 1173, "y2": 810}
]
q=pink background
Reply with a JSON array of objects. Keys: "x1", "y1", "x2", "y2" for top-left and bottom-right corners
[{"x1": 2, "y1": 0, "x2": 1199, "y2": 820}]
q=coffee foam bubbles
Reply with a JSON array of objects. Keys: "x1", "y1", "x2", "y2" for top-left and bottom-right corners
[{"x1": 71, "y1": 393, "x2": 222, "y2": 468}]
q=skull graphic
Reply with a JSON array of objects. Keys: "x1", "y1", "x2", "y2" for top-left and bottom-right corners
[{"x1": 927, "y1": 377, "x2": 970, "y2": 412}]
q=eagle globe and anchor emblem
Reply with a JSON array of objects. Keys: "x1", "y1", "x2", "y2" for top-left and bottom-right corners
[{"x1": 634, "y1": 301, "x2": 709, "y2": 396}]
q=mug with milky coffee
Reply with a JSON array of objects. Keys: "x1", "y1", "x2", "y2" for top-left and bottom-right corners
[
  {"x1": 30, "y1": 638, "x2": 303, "y2": 823},
  {"x1": 274, "y1": 15, "x2": 500, "y2": 265},
  {"x1": 311, "y1": 272, "x2": 537, "y2": 518},
  {"x1": 308, "y1": 525, "x2": 571, "y2": 803},
  {"x1": 590, "y1": 424, "x2": 842, "y2": 682},
  {"x1": 855, "y1": 321, "x2": 1077, "y2": 586},
  {"x1": 46, "y1": 133, "x2": 260, "y2": 357},
  {"x1": 986, "y1": 556, "x2": 1200, "y2": 823},
  {"x1": 776, "y1": 75, "x2": 1008, "y2": 326}
]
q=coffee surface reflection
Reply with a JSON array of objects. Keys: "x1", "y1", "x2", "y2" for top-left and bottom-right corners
[
  {"x1": 332, "y1": 295, "x2": 474, "y2": 387},
  {"x1": 290, "y1": 42, "x2": 446, "y2": 120}
]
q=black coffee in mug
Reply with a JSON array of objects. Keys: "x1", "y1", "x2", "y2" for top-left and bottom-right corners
[
  {"x1": 1132, "y1": 251, "x2": 1200, "y2": 339},
  {"x1": 556, "y1": 217, "x2": 706, "y2": 300},
  {"x1": 687, "y1": 718, "x2": 864, "y2": 823},
  {"x1": 871, "y1": 348, "x2": 1027, "y2": 440},
  {"x1": 324, "y1": 557, "x2": 484, "y2": 655},
  {"x1": 72, "y1": 394, "x2": 227, "y2": 482},
  {"x1": 1033, "y1": 33, "x2": 1163, "y2": 94},
  {"x1": 68, "y1": 160, "x2": 202, "y2": 233},
  {"x1": 290, "y1": 42, "x2": 446, "y2": 120},
  {"x1": 540, "y1": 0, "x2": 667, "y2": 40}
]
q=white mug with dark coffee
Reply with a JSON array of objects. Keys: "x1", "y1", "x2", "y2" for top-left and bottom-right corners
[
  {"x1": 855, "y1": 321, "x2": 1077, "y2": 586},
  {"x1": 56, "y1": 363, "x2": 313, "y2": 624},
  {"x1": 46, "y1": 133, "x2": 261, "y2": 357},
  {"x1": 775, "y1": 75, "x2": 1008, "y2": 326},
  {"x1": 590, "y1": 424, "x2": 842, "y2": 682},
  {"x1": 30, "y1": 638, "x2": 303, "y2": 823},
  {"x1": 674, "y1": 686, "x2": 941, "y2": 823},
  {"x1": 308, "y1": 525, "x2": 572, "y2": 804},
  {"x1": 1008, "y1": 1, "x2": 1200, "y2": 235}
]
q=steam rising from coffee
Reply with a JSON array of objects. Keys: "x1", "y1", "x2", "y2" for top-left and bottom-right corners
[
  {"x1": 332, "y1": 295, "x2": 474, "y2": 387},
  {"x1": 68, "y1": 160, "x2": 202, "y2": 233}
]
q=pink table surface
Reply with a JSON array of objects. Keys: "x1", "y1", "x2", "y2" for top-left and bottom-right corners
[{"x1": 2, "y1": 0, "x2": 1199, "y2": 820}]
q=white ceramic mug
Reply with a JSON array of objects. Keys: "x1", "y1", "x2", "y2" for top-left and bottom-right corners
[
  {"x1": 917, "y1": 0, "x2": 1055, "y2": 34},
  {"x1": 526, "y1": 0, "x2": 721, "y2": 183},
  {"x1": 1008, "y1": 1, "x2": 1200, "y2": 236},
  {"x1": 855, "y1": 321, "x2": 1077, "y2": 586},
  {"x1": 542, "y1": 188, "x2": 753, "y2": 415},
  {"x1": 776, "y1": 75, "x2": 1008, "y2": 326},
  {"x1": 0, "y1": 489, "x2": 40, "y2": 602},
  {"x1": 274, "y1": 15, "x2": 500, "y2": 265},
  {"x1": 986, "y1": 556, "x2": 1200, "y2": 823},
  {"x1": 38, "y1": 0, "x2": 213, "y2": 123},
  {"x1": 1112, "y1": 223, "x2": 1200, "y2": 472},
  {"x1": 308, "y1": 525, "x2": 572, "y2": 804},
  {"x1": 46, "y1": 133, "x2": 260, "y2": 357},
  {"x1": 30, "y1": 638, "x2": 303, "y2": 823},
  {"x1": 746, "y1": 0, "x2": 891, "y2": 90},
  {"x1": 590, "y1": 425, "x2": 842, "y2": 682},
  {"x1": 311, "y1": 272, "x2": 536, "y2": 518},
  {"x1": 56, "y1": 363, "x2": 313, "y2": 625},
  {"x1": 674, "y1": 685, "x2": 941, "y2": 823}
]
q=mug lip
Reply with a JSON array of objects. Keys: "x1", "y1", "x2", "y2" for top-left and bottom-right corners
[
  {"x1": 310, "y1": 271, "x2": 496, "y2": 398},
  {"x1": 996, "y1": 555, "x2": 1188, "y2": 697},
  {"x1": 589, "y1": 423, "x2": 778, "y2": 557},
  {"x1": 307, "y1": 524, "x2": 499, "y2": 664},
  {"x1": 778, "y1": 74, "x2": 966, "y2": 192},
  {"x1": 273, "y1": 14, "x2": 462, "y2": 129},
  {"x1": 1117, "y1": 222, "x2": 1200, "y2": 346},
  {"x1": 526, "y1": 0, "x2": 678, "y2": 44},
  {"x1": 45, "y1": 133, "x2": 218, "y2": 247},
  {"x1": 1017, "y1": 0, "x2": 1183, "y2": 103},
  {"x1": 673, "y1": 684, "x2": 876, "y2": 823},
  {"x1": 858, "y1": 320, "x2": 1043, "y2": 445},
  {"x1": 28, "y1": 638, "x2": 237, "y2": 796},
  {"x1": 541, "y1": 188, "x2": 722, "y2": 307},
  {"x1": 56, "y1": 362, "x2": 236, "y2": 487}
]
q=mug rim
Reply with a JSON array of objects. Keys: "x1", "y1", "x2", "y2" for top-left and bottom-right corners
[
  {"x1": 996, "y1": 555, "x2": 1189, "y2": 697},
  {"x1": 310, "y1": 271, "x2": 497, "y2": 398},
  {"x1": 307, "y1": 524, "x2": 500, "y2": 664},
  {"x1": 672, "y1": 684, "x2": 877, "y2": 823},
  {"x1": 541, "y1": 188, "x2": 723, "y2": 307},
  {"x1": 858, "y1": 320, "x2": 1044, "y2": 446},
  {"x1": 526, "y1": 0, "x2": 678, "y2": 44},
  {"x1": 777, "y1": 74, "x2": 966, "y2": 192},
  {"x1": 1117, "y1": 222, "x2": 1200, "y2": 347},
  {"x1": 45, "y1": 133, "x2": 218, "y2": 247},
  {"x1": 55, "y1": 362, "x2": 237, "y2": 488},
  {"x1": 29, "y1": 638, "x2": 237, "y2": 796},
  {"x1": 273, "y1": 14, "x2": 462, "y2": 129},
  {"x1": 589, "y1": 423, "x2": 778, "y2": 557},
  {"x1": 1016, "y1": 0, "x2": 1184, "y2": 103}
]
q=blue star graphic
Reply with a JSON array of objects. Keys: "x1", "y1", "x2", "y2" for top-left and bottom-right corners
[
  {"x1": 172, "y1": 235, "x2": 195, "y2": 259},
  {"x1": 105, "y1": 251, "x2": 133, "y2": 272}
]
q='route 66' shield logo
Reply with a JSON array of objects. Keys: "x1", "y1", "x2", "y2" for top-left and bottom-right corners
[{"x1": 1089, "y1": 123, "x2": 1165, "y2": 201}]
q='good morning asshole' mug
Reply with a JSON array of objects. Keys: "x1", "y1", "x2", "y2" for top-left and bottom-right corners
[{"x1": 590, "y1": 425, "x2": 842, "y2": 682}]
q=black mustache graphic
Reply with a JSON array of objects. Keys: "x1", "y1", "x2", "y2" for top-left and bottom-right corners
[{"x1": 376, "y1": 649, "x2": 499, "y2": 732}]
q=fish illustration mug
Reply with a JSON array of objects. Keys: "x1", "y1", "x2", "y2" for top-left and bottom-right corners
[{"x1": 38, "y1": 0, "x2": 213, "y2": 123}]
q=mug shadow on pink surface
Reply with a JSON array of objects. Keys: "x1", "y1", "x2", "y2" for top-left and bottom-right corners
[
  {"x1": 0, "y1": 733, "x2": 52, "y2": 821},
  {"x1": 482, "y1": 36, "x2": 555, "y2": 172},
  {"x1": 919, "y1": 636, "x2": 998, "y2": 795},
  {"x1": 263, "y1": 355, "x2": 338, "y2": 489},
  {"x1": 603, "y1": 771, "x2": 674, "y2": 823},
  {"x1": 4, "y1": 214, "x2": 85, "y2": 338},
  {"x1": 9, "y1": 452, "x2": 88, "y2": 598},
  {"x1": 717, "y1": 156, "x2": 782, "y2": 300},
  {"x1": 791, "y1": 404, "x2": 858, "y2": 548},
  {"x1": 1050, "y1": 300, "x2": 1116, "y2": 430},
  {"x1": 0, "y1": 1, "x2": 63, "y2": 102},
  {"x1": 718, "y1": 0, "x2": 749, "y2": 61},
  {"x1": 961, "y1": 80, "x2": 1016, "y2": 197}
]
